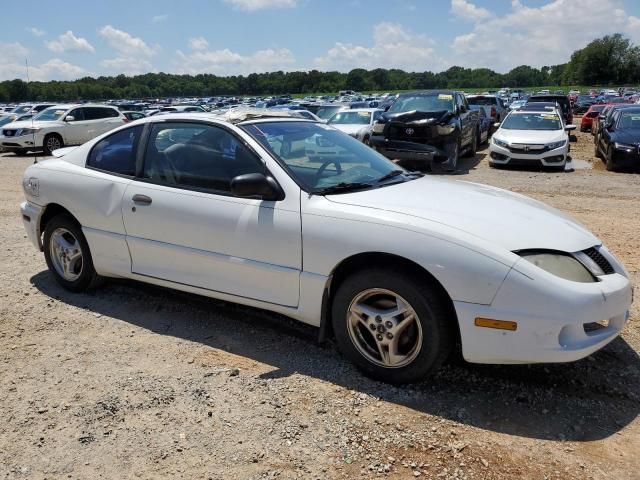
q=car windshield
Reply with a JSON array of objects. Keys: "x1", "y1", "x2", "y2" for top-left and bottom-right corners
[
  {"x1": 242, "y1": 121, "x2": 414, "y2": 193},
  {"x1": 617, "y1": 111, "x2": 640, "y2": 129},
  {"x1": 388, "y1": 94, "x2": 454, "y2": 113},
  {"x1": 34, "y1": 108, "x2": 67, "y2": 121},
  {"x1": 501, "y1": 113, "x2": 562, "y2": 130},
  {"x1": 328, "y1": 111, "x2": 371, "y2": 125},
  {"x1": 0, "y1": 116, "x2": 15, "y2": 127},
  {"x1": 13, "y1": 106, "x2": 31, "y2": 114}
]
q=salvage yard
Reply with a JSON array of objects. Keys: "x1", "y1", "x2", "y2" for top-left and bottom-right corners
[{"x1": 1, "y1": 128, "x2": 639, "y2": 479}]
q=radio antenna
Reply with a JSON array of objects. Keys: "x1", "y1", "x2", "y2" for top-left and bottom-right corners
[{"x1": 25, "y1": 58, "x2": 38, "y2": 163}]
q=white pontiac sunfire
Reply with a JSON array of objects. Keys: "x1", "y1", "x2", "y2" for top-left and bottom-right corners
[{"x1": 20, "y1": 111, "x2": 633, "y2": 383}]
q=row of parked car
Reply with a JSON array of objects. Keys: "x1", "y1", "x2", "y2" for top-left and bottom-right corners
[{"x1": 2, "y1": 87, "x2": 638, "y2": 173}]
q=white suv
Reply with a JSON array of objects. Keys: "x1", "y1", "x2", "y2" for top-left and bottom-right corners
[{"x1": 1, "y1": 104, "x2": 126, "y2": 155}]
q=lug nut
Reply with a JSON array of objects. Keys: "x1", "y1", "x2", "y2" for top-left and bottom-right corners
[
  {"x1": 385, "y1": 321, "x2": 393, "y2": 328},
  {"x1": 375, "y1": 316, "x2": 382, "y2": 323},
  {"x1": 370, "y1": 324, "x2": 376, "y2": 331},
  {"x1": 376, "y1": 334, "x2": 383, "y2": 341},
  {"x1": 386, "y1": 332, "x2": 393, "y2": 339}
]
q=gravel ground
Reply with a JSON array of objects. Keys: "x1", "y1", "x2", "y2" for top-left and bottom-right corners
[{"x1": 1, "y1": 127, "x2": 639, "y2": 479}]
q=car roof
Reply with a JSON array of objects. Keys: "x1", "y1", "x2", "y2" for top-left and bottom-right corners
[{"x1": 335, "y1": 108, "x2": 382, "y2": 113}]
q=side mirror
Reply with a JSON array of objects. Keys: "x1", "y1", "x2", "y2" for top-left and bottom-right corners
[
  {"x1": 230, "y1": 173, "x2": 283, "y2": 201},
  {"x1": 493, "y1": 122, "x2": 501, "y2": 128},
  {"x1": 65, "y1": 115, "x2": 75, "y2": 122},
  {"x1": 564, "y1": 125, "x2": 576, "y2": 131}
]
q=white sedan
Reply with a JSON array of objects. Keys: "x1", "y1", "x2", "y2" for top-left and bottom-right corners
[
  {"x1": 20, "y1": 111, "x2": 632, "y2": 383},
  {"x1": 489, "y1": 109, "x2": 575, "y2": 169}
]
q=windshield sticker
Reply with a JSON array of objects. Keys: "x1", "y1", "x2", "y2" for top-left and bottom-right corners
[
  {"x1": 542, "y1": 115, "x2": 558, "y2": 120},
  {"x1": 438, "y1": 94, "x2": 453, "y2": 100},
  {"x1": 54, "y1": 111, "x2": 65, "y2": 115}
]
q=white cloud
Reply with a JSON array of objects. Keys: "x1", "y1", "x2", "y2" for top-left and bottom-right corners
[
  {"x1": 98, "y1": 25, "x2": 154, "y2": 57},
  {"x1": 175, "y1": 47, "x2": 295, "y2": 75},
  {"x1": 450, "y1": 0, "x2": 491, "y2": 22},
  {"x1": 314, "y1": 22, "x2": 446, "y2": 72},
  {"x1": 46, "y1": 31, "x2": 95, "y2": 54},
  {"x1": 27, "y1": 27, "x2": 46, "y2": 37},
  {"x1": 224, "y1": 0, "x2": 297, "y2": 11},
  {"x1": 0, "y1": 43, "x2": 88, "y2": 81},
  {"x1": 451, "y1": 0, "x2": 640, "y2": 72},
  {"x1": 100, "y1": 57, "x2": 155, "y2": 76},
  {"x1": 189, "y1": 37, "x2": 209, "y2": 51},
  {"x1": 30, "y1": 59, "x2": 89, "y2": 80},
  {"x1": 152, "y1": 14, "x2": 168, "y2": 23}
]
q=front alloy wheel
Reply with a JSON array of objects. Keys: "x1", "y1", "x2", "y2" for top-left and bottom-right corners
[
  {"x1": 332, "y1": 268, "x2": 454, "y2": 384},
  {"x1": 49, "y1": 227, "x2": 84, "y2": 282},
  {"x1": 347, "y1": 289, "x2": 423, "y2": 368}
]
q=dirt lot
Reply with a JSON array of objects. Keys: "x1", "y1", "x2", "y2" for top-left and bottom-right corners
[{"x1": 1, "y1": 128, "x2": 639, "y2": 479}]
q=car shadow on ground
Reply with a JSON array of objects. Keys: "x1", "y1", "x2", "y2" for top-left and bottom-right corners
[{"x1": 31, "y1": 270, "x2": 640, "y2": 442}]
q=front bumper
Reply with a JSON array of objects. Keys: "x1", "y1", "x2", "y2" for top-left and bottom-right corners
[
  {"x1": 611, "y1": 147, "x2": 640, "y2": 169},
  {"x1": 20, "y1": 201, "x2": 44, "y2": 251},
  {"x1": 455, "y1": 249, "x2": 633, "y2": 364},
  {"x1": 489, "y1": 142, "x2": 567, "y2": 167},
  {"x1": 369, "y1": 137, "x2": 444, "y2": 164},
  {"x1": 1, "y1": 133, "x2": 42, "y2": 151}
]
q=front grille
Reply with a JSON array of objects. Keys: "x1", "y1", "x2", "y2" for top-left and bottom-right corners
[
  {"x1": 582, "y1": 247, "x2": 615, "y2": 274},
  {"x1": 387, "y1": 124, "x2": 430, "y2": 141},
  {"x1": 507, "y1": 144, "x2": 550, "y2": 154}
]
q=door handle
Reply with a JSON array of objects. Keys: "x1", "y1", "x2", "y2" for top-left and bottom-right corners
[{"x1": 132, "y1": 194, "x2": 152, "y2": 205}]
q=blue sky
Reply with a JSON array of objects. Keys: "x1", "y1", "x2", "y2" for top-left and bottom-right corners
[{"x1": 2, "y1": 0, "x2": 639, "y2": 81}]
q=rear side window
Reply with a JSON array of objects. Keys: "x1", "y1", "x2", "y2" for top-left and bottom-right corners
[
  {"x1": 87, "y1": 125, "x2": 143, "y2": 176},
  {"x1": 85, "y1": 107, "x2": 120, "y2": 120}
]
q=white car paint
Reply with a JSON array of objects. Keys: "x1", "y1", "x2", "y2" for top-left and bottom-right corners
[
  {"x1": 327, "y1": 108, "x2": 383, "y2": 142},
  {"x1": 489, "y1": 109, "x2": 573, "y2": 168},
  {"x1": 20, "y1": 114, "x2": 633, "y2": 368}
]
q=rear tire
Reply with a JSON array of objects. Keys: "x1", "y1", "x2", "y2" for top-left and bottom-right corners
[
  {"x1": 331, "y1": 268, "x2": 454, "y2": 384},
  {"x1": 43, "y1": 214, "x2": 100, "y2": 292},
  {"x1": 594, "y1": 142, "x2": 602, "y2": 159}
]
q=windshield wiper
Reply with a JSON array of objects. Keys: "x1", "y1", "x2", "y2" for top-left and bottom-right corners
[
  {"x1": 376, "y1": 169, "x2": 405, "y2": 182},
  {"x1": 313, "y1": 182, "x2": 373, "y2": 195}
]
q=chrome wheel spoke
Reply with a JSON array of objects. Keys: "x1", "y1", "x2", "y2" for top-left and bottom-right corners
[
  {"x1": 48, "y1": 227, "x2": 83, "y2": 282},
  {"x1": 347, "y1": 288, "x2": 423, "y2": 369}
]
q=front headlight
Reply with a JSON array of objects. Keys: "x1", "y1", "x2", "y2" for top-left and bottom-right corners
[
  {"x1": 372, "y1": 122, "x2": 385, "y2": 134},
  {"x1": 614, "y1": 142, "x2": 635, "y2": 151},
  {"x1": 546, "y1": 140, "x2": 567, "y2": 150},
  {"x1": 518, "y1": 251, "x2": 595, "y2": 283},
  {"x1": 493, "y1": 137, "x2": 509, "y2": 148},
  {"x1": 22, "y1": 177, "x2": 39, "y2": 197},
  {"x1": 16, "y1": 128, "x2": 40, "y2": 137}
]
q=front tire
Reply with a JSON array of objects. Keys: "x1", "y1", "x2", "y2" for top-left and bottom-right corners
[
  {"x1": 605, "y1": 146, "x2": 617, "y2": 172},
  {"x1": 331, "y1": 268, "x2": 454, "y2": 384},
  {"x1": 43, "y1": 215, "x2": 100, "y2": 292},
  {"x1": 43, "y1": 134, "x2": 63, "y2": 156}
]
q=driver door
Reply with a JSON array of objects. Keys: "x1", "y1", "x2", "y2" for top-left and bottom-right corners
[
  {"x1": 121, "y1": 121, "x2": 302, "y2": 307},
  {"x1": 62, "y1": 107, "x2": 90, "y2": 145}
]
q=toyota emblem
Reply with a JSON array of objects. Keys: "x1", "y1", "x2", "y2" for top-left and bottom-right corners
[
  {"x1": 523, "y1": 145, "x2": 530, "y2": 152},
  {"x1": 405, "y1": 128, "x2": 415, "y2": 135}
]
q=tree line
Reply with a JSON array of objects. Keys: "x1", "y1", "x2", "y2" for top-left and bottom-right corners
[{"x1": 1, "y1": 34, "x2": 638, "y2": 102}]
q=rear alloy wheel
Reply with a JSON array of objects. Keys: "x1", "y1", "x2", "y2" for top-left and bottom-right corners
[
  {"x1": 43, "y1": 134, "x2": 63, "y2": 156},
  {"x1": 331, "y1": 269, "x2": 454, "y2": 384},
  {"x1": 43, "y1": 215, "x2": 100, "y2": 292}
]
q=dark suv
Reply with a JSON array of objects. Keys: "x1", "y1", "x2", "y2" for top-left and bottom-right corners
[
  {"x1": 527, "y1": 95, "x2": 573, "y2": 124},
  {"x1": 369, "y1": 90, "x2": 480, "y2": 172}
]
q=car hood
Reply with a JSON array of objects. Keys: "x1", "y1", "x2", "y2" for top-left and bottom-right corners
[
  {"x1": 612, "y1": 129, "x2": 640, "y2": 145},
  {"x1": 494, "y1": 128, "x2": 565, "y2": 144},
  {"x1": 331, "y1": 124, "x2": 367, "y2": 135},
  {"x1": 2, "y1": 120, "x2": 61, "y2": 130},
  {"x1": 326, "y1": 177, "x2": 599, "y2": 253}
]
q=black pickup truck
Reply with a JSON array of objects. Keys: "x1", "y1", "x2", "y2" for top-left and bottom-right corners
[{"x1": 369, "y1": 90, "x2": 480, "y2": 172}]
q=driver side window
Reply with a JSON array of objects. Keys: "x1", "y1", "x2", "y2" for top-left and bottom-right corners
[
  {"x1": 142, "y1": 122, "x2": 264, "y2": 194},
  {"x1": 67, "y1": 108, "x2": 85, "y2": 121}
]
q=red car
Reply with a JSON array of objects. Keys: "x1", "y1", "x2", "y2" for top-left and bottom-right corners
[{"x1": 580, "y1": 104, "x2": 606, "y2": 132}]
